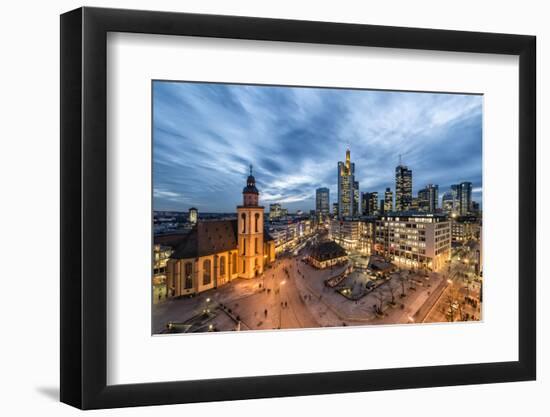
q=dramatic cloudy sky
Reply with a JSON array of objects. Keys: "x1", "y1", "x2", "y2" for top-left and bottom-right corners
[{"x1": 153, "y1": 81, "x2": 482, "y2": 213}]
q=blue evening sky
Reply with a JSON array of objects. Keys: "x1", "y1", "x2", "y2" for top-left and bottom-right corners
[{"x1": 153, "y1": 81, "x2": 482, "y2": 213}]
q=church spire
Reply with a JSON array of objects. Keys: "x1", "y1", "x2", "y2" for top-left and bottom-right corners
[{"x1": 242, "y1": 164, "x2": 259, "y2": 206}]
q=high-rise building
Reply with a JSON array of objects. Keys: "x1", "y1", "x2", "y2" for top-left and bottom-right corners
[
  {"x1": 315, "y1": 187, "x2": 330, "y2": 219},
  {"x1": 429, "y1": 184, "x2": 439, "y2": 212},
  {"x1": 361, "y1": 192, "x2": 378, "y2": 215},
  {"x1": 395, "y1": 161, "x2": 412, "y2": 212},
  {"x1": 368, "y1": 192, "x2": 379, "y2": 215},
  {"x1": 269, "y1": 203, "x2": 282, "y2": 221},
  {"x1": 383, "y1": 188, "x2": 393, "y2": 213},
  {"x1": 361, "y1": 192, "x2": 368, "y2": 215},
  {"x1": 379, "y1": 199, "x2": 385, "y2": 214},
  {"x1": 188, "y1": 207, "x2": 198, "y2": 224},
  {"x1": 337, "y1": 149, "x2": 356, "y2": 218},
  {"x1": 332, "y1": 203, "x2": 339, "y2": 217},
  {"x1": 418, "y1": 184, "x2": 438, "y2": 213},
  {"x1": 458, "y1": 182, "x2": 472, "y2": 215},
  {"x1": 441, "y1": 191, "x2": 456, "y2": 215},
  {"x1": 353, "y1": 181, "x2": 360, "y2": 216}
]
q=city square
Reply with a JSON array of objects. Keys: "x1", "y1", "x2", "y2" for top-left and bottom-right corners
[{"x1": 152, "y1": 81, "x2": 483, "y2": 334}]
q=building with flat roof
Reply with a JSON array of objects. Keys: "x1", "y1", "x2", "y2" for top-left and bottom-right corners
[
  {"x1": 330, "y1": 219, "x2": 362, "y2": 251},
  {"x1": 418, "y1": 184, "x2": 439, "y2": 213},
  {"x1": 315, "y1": 187, "x2": 330, "y2": 220},
  {"x1": 384, "y1": 188, "x2": 393, "y2": 212},
  {"x1": 452, "y1": 181, "x2": 473, "y2": 215},
  {"x1": 374, "y1": 213, "x2": 451, "y2": 271},
  {"x1": 451, "y1": 215, "x2": 481, "y2": 243},
  {"x1": 188, "y1": 207, "x2": 198, "y2": 224},
  {"x1": 395, "y1": 162, "x2": 413, "y2": 212}
]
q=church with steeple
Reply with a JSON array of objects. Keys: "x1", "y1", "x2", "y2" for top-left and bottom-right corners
[{"x1": 164, "y1": 166, "x2": 276, "y2": 298}]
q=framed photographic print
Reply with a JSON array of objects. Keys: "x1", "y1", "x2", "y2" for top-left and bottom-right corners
[{"x1": 60, "y1": 6, "x2": 536, "y2": 410}]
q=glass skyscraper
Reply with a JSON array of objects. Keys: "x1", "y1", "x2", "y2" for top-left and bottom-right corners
[
  {"x1": 395, "y1": 163, "x2": 413, "y2": 212},
  {"x1": 418, "y1": 184, "x2": 439, "y2": 213},
  {"x1": 315, "y1": 187, "x2": 330, "y2": 219},
  {"x1": 337, "y1": 149, "x2": 356, "y2": 219}
]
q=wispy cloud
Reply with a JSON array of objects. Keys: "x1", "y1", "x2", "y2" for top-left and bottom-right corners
[{"x1": 153, "y1": 82, "x2": 482, "y2": 212}]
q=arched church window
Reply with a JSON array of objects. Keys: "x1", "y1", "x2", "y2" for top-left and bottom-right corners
[
  {"x1": 241, "y1": 213, "x2": 246, "y2": 233},
  {"x1": 255, "y1": 213, "x2": 260, "y2": 232},
  {"x1": 203, "y1": 259, "x2": 211, "y2": 285},
  {"x1": 220, "y1": 256, "x2": 226, "y2": 276},
  {"x1": 184, "y1": 262, "x2": 193, "y2": 289},
  {"x1": 232, "y1": 253, "x2": 237, "y2": 274}
]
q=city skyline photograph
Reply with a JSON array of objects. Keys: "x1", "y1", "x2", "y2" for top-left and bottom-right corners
[
  {"x1": 152, "y1": 80, "x2": 483, "y2": 335},
  {"x1": 153, "y1": 81, "x2": 482, "y2": 213}
]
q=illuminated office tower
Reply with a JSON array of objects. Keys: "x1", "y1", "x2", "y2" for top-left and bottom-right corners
[
  {"x1": 395, "y1": 158, "x2": 413, "y2": 212},
  {"x1": 337, "y1": 149, "x2": 356, "y2": 219},
  {"x1": 418, "y1": 184, "x2": 439, "y2": 213},
  {"x1": 384, "y1": 188, "x2": 393, "y2": 212},
  {"x1": 361, "y1": 191, "x2": 379, "y2": 215},
  {"x1": 361, "y1": 192, "x2": 368, "y2": 216},
  {"x1": 353, "y1": 181, "x2": 360, "y2": 216},
  {"x1": 442, "y1": 191, "x2": 456, "y2": 215},
  {"x1": 269, "y1": 203, "x2": 282, "y2": 221},
  {"x1": 315, "y1": 187, "x2": 330, "y2": 220},
  {"x1": 458, "y1": 181, "x2": 472, "y2": 215},
  {"x1": 188, "y1": 207, "x2": 198, "y2": 224}
]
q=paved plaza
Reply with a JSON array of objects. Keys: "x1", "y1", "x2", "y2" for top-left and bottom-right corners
[{"x1": 152, "y1": 240, "x2": 479, "y2": 333}]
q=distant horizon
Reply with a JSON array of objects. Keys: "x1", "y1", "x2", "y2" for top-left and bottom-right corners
[{"x1": 153, "y1": 81, "x2": 482, "y2": 213}]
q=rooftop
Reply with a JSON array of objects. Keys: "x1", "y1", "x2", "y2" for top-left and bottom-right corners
[
  {"x1": 171, "y1": 219, "x2": 273, "y2": 260},
  {"x1": 309, "y1": 240, "x2": 347, "y2": 261}
]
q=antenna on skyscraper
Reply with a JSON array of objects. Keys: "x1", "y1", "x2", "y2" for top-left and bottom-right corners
[{"x1": 398, "y1": 154, "x2": 402, "y2": 166}]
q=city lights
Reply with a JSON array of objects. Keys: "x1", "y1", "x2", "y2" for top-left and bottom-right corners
[{"x1": 152, "y1": 81, "x2": 482, "y2": 333}]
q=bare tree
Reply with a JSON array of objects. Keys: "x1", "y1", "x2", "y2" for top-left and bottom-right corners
[
  {"x1": 444, "y1": 294, "x2": 455, "y2": 322},
  {"x1": 442, "y1": 286, "x2": 463, "y2": 322},
  {"x1": 399, "y1": 275, "x2": 407, "y2": 298},
  {"x1": 372, "y1": 291, "x2": 385, "y2": 316},
  {"x1": 387, "y1": 280, "x2": 398, "y2": 306}
]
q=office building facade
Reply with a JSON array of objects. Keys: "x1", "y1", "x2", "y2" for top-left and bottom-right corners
[
  {"x1": 395, "y1": 164, "x2": 413, "y2": 212},
  {"x1": 337, "y1": 149, "x2": 357, "y2": 218},
  {"x1": 315, "y1": 187, "x2": 330, "y2": 219},
  {"x1": 384, "y1": 188, "x2": 393, "y2": 212},
  {"x1": 374, "y1": 213, "x2": 451, "y2": 271}
]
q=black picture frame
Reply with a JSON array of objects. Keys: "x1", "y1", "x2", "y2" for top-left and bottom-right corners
[{"x1": 60, "y1": 6, "x2": 536, "y2": 410}]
